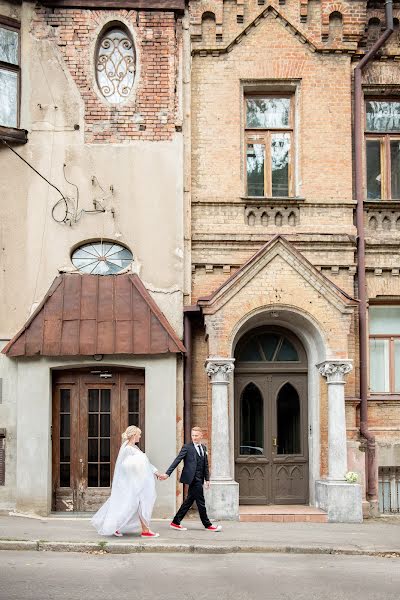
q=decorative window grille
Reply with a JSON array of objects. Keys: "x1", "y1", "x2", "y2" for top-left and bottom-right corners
[
  {"x1": 71, "y1": 241, "x2": 133, "y2": 275},
  {"x1": 95, "y1": 26, "x2": 136, "y2": 104},
  {"x1": 378, "y1": 467, "x2": 400, "y2": 513}
]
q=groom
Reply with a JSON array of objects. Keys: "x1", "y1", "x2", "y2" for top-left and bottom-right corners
[{"x1": 160, "y1": 426, "x2": 222, "y2": 532}]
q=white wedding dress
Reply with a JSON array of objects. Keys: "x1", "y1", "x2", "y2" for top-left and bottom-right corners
[{"x1": 91, "y1": 441, "x2": 158, "y2": 536}]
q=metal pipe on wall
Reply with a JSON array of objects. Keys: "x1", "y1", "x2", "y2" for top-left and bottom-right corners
[{"x1": 354, "y1": 0, "x2": 393, "y2": 507}]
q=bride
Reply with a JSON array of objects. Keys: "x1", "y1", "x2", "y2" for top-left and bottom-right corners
[{"x1": 91, "y1": 425, "x2": 160, "y2": 538}]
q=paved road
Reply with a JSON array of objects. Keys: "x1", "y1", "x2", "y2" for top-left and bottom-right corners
[{"x1": 1, "y1": 551, "x2": 399, "y2": 600}]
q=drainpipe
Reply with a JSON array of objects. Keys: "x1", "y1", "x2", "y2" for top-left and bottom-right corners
[
  {"x1": 354, "y1": 0, "x2": 393, "y2": 507},
  {"x1": 183, "y1": 306, "x2": 201, "y2": 443}
]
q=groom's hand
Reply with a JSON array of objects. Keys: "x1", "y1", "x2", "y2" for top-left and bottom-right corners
[
  {"x1": 204, "y1": 480, "x2": 210, "y2": 490},
  {"x1": 158, "y1": 473, "x2": 169, "y2": 480}
]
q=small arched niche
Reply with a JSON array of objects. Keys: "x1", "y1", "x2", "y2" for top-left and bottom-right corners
[
  {"x1": 95, "y1": 23, "x2": 136, "y2": 104},
  {"x1": 201, "y1": 12, "x2": 216, "y2": 45},
  {"x1": 328, "y1": 11, "x2": 343, "y2": 44}
]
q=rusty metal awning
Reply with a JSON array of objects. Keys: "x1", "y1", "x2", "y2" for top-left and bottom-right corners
[{"x1": 2, "y1": 273, "x2": 185, "y2": 357}]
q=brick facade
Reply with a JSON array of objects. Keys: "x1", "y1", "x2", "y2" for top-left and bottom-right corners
[
  {"x1": 32, "y1": 7, "x2": 180, "y2": 143},
  {"x1": 188, "y1": 0, "x2": 400, "y2": 503}
]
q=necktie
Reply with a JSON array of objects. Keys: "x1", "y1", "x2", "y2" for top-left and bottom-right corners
[{"x1": 197, "y1": 444, "x2": 203, "y2": 457}]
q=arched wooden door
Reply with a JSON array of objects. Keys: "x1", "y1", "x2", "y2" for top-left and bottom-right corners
[{"x1": 234, "y1": 327, "x2": 309, "y2": 505}]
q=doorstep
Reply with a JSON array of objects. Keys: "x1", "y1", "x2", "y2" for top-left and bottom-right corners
[{"x1": 239, "y1": 505, "x2": 328, "y2": 523}]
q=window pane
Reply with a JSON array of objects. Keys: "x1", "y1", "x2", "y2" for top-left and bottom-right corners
[
  {"x1": 88, "y1": 464, "x2": 98, "y2": 487},
  {"x1": 88, "y1": 389, "x2": 99, "y2": 413},
  {"x1": 0, "y1": 27, "x2": 19, "y2": 65},
  {"x1": 277, "y1": 383, "x2": 300, "y2": 454},
  {"x1": 259, "y1": 334, "x2": 280, "y2": 361},
  {"x1": 271, "y1": 133, "x2": 290, "y2": 197},
  {"x1": 128, "y1": 413, "x2": 139, "y2": 426},
  {"x1": 60, "y1": 439, "x2": 70, "y2": 462},
  {"x1": 247, "y1": 144, "x2": 264, "y2": 196},
  {"x1": 237, "y1": 339, "x2": 262, "y2": 361},
  {"x1": 60, "y1": 464, "x2": 70, "y2": 487},
  {"x1": 366, "y1": 101, "x2": 400, "y2": 132},
  {"x1": 88, "y1": 414, "x2": 98, "y2": 437},
  {"x1": 60, "y1": 414, "x2": 70, "y2": 438},
  {"x1": 100, "y1": 389, "x2": 110, "y2": 413},
  {"x1": 276, "y1": 338, "x2": 299, "y2": 361},
  {"x1": 395, "y1": 341, "x2": 400, "y2": 393},
  {"x1": 100, "y1": 438, "x2": 110, "y2": 462},
  {"x1": 370, "y1": 306, "x2": 400, "y2": 335},
  {"x1": 128, "y1": 389, "x2": 139, "y2": 413},
  {"x1": 240, "y1": 383, "x2": 264, "y2": 455},
  {"x1": 390, "y1": 141, "x2": 400, "y2": 200},
  {"x1": 246, "y1": 98, "x2": 290, "y2": 129},
  {"x1": 100, "y1": 414, "x2": 110, "y2": 437},
  {"x1": 366, "y1": 140, "x2": 382, "y2": 199},
  {"x1": 99, "y1": 464, "x2": 110, "y2": 487},
  {"x1": 60, "y1": 389, "x2": 70, "y2": 413},
  {"x1": 369, "y1": 339, "x2": 390, "y2": 393},
  {"x1": 88, "y1": 438, "x2": 98, "y2": 462},
  {"x1": 0, "y1": 68, "x2": 17, "y2": 128}
]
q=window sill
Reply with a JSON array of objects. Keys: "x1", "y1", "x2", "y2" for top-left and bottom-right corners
[
  {"x1": 364, "y1": 200, "x2": 400, "y2": 209},
  {"x1": 0, "y1": 125, "x2": 28, "y2": 145},
  {"x1": 368, "y1": 394, "x2": 400, "y2": 402},
  {"x1": 242, "y1": 196, "x2": 305, "y2": 205}
]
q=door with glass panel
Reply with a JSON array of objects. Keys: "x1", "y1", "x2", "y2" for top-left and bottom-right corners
[
  {"x1": 234, "y1": 327, "x2": 308, "y2": 505},
  {"x1": 52, "y1": 369, "x2": 144, "y2": 512}
]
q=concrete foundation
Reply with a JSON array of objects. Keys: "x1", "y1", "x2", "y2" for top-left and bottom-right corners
[
  {"x1": 205, "y1": 480, "x2": 240, "y2": 521},
  {"x1": 315, "y1": 480, "x2": 363, "y2": 523}
]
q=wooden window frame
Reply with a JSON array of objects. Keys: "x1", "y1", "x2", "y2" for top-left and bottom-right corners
[
  {"x1": 369, "y1": 334, "x2": 400, "y2": 394},
  {"x1": 244, "y1": 93, "x2": 294, "y2": 198},
  {"x1": 365, "y1": 98, "x2": 400, "y2": 201},
  {"x1": 0, "y1": 15, "x2": 21, "y2": 130}
]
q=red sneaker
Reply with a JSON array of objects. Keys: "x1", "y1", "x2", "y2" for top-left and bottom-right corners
[
  {"x1": 206, "y1": 525, "x2": 222, "y2": 532},
  {"x1": 114, "y1": 531, "x2": 123, "y2": 537},
  {"x1": 141, "y1": 531, "x2": 160, "y2": 538},
  {"x1": 170, "y1": 522, "x2": 187, "y2": 531}
]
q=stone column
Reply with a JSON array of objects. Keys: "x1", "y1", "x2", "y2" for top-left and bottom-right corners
[
  {"x1": 318, "y1": 360, "x2": 352, "y2": 480},
  {"x1": 315, "y1": 359, "x2": 362, "y2": 523},
  {"x1": 205, "y1": 357, "x2": 239, "y2": 520}
]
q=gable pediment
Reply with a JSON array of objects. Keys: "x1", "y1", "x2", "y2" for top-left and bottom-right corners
[
  {"x1": 197, "y1": 236, "x2": 356, "y2": 315},
  {"x1": 192, "y1": 5, "x2": 318, "y2": 57}
]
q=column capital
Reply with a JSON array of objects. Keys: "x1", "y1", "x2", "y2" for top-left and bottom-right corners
[
  {"x1": 317, "y1": 359, "x2": 353, "y2": 384},
  {"x1": 205, "y1": 357, "x2": 235, "y2": 384}
]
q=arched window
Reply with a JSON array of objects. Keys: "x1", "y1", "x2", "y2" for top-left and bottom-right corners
[
  {"x1": 277, "y1": 383, "x2": 300, "y2": 455},
  {"x1": 96, "y1": 25, "x2": 136, "y2": 104},
  {"x1": 236, "y1": 332, "x2": 299, "y2": 362},
  {"x1": 71, "y1": 241, "x2": 133, "y2": 275},
  {"x1": 240, "y1": 383, "x2": 264, "y2": 455}
]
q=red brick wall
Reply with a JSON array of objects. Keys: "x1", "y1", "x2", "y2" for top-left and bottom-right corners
[{"x1": 32, "y1": 8, "x2": 179, "y2": 143}]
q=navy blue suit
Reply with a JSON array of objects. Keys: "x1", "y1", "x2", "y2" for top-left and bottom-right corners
[{"x1": 166, "y1": 442, "x2": 212, "y2": 528}]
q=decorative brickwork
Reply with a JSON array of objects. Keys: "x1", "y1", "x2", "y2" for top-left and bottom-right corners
[{"x1": 31, "y1": 7, "x2": 180, "y2": 142}]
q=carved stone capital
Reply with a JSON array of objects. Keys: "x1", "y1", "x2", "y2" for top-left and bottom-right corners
[
  {"x1": 205, "y1": 357, "x2": 235, "y2": 384},
  {"x1": 317, "y1": 360, "x2": 353, "y2": 384}
]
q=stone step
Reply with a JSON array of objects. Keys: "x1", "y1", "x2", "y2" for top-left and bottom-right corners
[{"x1": 239, "y1": 505, "x2": 328, "y2": 523}]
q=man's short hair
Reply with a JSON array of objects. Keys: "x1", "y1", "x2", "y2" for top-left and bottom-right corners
[{"x1": 191, "y1": 426, "x2": 203, "y2": 433}]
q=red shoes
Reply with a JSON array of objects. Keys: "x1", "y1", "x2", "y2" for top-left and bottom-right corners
[
  {"x1": 114, "y1": 531, "x2": 123, "y2": 537},
  {"x1": 141, "y1": 531, "x2": 160, "y2": 538},
  {"x1": 206, "y1": 525, "x2": 222, "y2": 532},
  {"x1": 170, "y1": 522, "x2": 187, "y2": 531}
]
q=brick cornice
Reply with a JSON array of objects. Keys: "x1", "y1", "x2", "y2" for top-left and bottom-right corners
[{"x1": 40, "y1": 0, "x2": 184, "y2": 10}]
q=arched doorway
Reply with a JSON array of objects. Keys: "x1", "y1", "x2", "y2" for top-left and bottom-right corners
[{"x1": 234, "y1": 326, "x2": 308, "y2": 505}]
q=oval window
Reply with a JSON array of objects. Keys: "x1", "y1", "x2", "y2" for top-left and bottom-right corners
[
  {"x1": 71, "y1": 241, "x2": 133, "y2": 275},
  {"x1": 96, "y1": 26, "x2": 136, "y2": 104}
]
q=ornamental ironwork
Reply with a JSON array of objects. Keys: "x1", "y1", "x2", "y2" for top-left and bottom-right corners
[{"x1": 96, "y1": 27, "x2": 136, "y2": 104}]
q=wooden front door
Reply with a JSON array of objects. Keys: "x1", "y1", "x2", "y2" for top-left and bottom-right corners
[
  {"x1": 52, "y1": 368, "x2": 144, "y2": 512},
  {"x1": 234, "y1": 327, "x2": 309, "y2": 505}
]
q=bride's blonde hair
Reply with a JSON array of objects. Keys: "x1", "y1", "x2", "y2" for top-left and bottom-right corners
[{"x1": 122, "y1": 425, "x2": 141, "y2": 442}]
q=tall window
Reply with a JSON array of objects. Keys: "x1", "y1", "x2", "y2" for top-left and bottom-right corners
[
  {"x1": 245, "y1": 96, "x2": 293, "y2": 197},
  {"x1": 369, "y1": 306, "x2": 400, "y2": 393},
  {"x1": 0, "y1": 18, "x2": 20, "y2": 128},
  {"x1": 95, "y1": 25, "x2": 136, "y2": 104},
  {"x1": 366, "y1": 100, "x2": 400, "y2": 200}
]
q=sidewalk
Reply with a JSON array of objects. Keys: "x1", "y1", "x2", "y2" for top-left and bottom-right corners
[{"x1": 1, "y1": 513, "x2": 400, "y2": 556}]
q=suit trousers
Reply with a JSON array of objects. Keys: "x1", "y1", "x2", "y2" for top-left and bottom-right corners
[{"x1": 172, "y1": 477, "x2": 212, "y2": 528}]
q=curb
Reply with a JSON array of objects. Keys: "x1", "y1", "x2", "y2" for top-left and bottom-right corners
[{"x1": 1, "y1": 539, "x2": 400, "y2": 557}]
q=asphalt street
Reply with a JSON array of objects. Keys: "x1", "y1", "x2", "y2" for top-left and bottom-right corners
[{"x1": 1, "y1": 551, "x2": 399, "y2": 600}]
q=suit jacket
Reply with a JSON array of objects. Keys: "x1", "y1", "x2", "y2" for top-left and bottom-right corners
[{"x1": 166, "y1": 442, "x2": 210, "y2": 485}]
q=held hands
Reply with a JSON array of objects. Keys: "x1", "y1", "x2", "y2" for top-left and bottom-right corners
[{"x1": 155, "y1": 473, "x2": 169, "y2": 481}]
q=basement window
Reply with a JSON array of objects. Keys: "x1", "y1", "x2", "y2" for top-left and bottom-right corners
[
  {"x1": 365, "y1": 100, "x2": 400, "y2": 200},
  {"x1": 245, "y1": 96, "x2": 294, "y2": 198}
]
